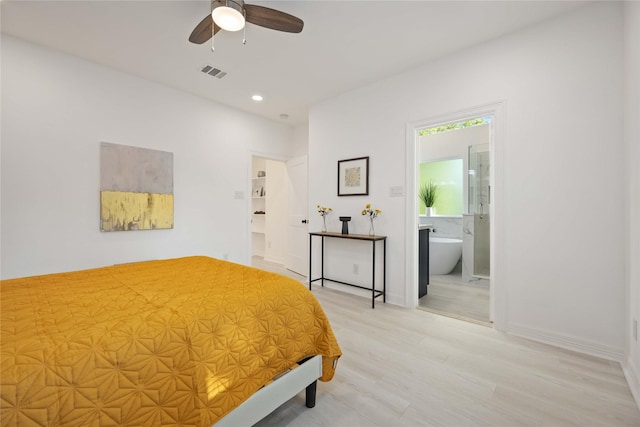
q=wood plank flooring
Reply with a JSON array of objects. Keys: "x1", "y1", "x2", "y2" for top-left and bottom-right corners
[
  {"x1": 251, "y1": 257, "x2": 640, "y2": 426},
  {"x1": 418, "y1": 273, "x2": 491, "y2": 326}
]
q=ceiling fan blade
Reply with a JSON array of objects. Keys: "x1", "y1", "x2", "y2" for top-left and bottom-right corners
[
  {"x1": 189, "y1": 15, "x2": 223, "y2": 44},
  {"x1": 188, "y1": 1, "x2": 224, "y2": 44},
  {"x1": 245, "y1": 4, "x2": 304, "y2": 33}
]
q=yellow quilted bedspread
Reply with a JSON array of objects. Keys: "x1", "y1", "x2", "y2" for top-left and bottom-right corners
[{"x1": 0, "y1": 256, "x2": 341, "y2": 426}]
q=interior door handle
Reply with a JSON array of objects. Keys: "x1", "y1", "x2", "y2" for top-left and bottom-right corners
[{"x1": 301, "y1": 219, "x2": 308, "y2": 224}]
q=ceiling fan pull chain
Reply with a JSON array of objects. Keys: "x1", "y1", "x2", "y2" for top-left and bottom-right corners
[{"x1": 242, "y1": 10, "x2": 247, "y2": 45}]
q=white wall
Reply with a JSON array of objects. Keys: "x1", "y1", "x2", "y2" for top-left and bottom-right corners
[
  {"x1": 291, "y1": 123, "x2": 309, "y2": 158},
  {"x1": 624, "y1": 0, "x2": 640, "y2": 406},
  {"x1": 1, "y1": 35, "x2": 295, "y2": 279},
  {"x1": 309, "y1": 2, "x2": 627, "y2": 359},
  {"x1": 418, "y1": 124, "x2": 489, "y2": 164}
]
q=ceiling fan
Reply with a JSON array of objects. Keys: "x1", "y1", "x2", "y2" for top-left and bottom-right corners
[{"x1": 188, "y1": 0, "x2": 304, "y2": 45}]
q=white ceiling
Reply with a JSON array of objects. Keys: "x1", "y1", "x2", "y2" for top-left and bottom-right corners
[{"x1": 1, "y1": 0, "x2": 587, "y2": 125}]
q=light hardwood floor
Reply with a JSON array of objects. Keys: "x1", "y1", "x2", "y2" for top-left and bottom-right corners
[
  {"x1": 418, "y1": 272, "x2": 491, "y2": 326},
  {"x1": 252, "y1": 257, "x2": 640, "y2": 426}
]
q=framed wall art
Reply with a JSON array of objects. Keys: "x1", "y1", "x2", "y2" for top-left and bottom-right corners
[{"x1": 338, "y1": 156, "x2": 369, "y2": 196}]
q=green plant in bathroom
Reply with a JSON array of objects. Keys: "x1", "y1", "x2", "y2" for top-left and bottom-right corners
[{"x1": 419, "y1": 180, "x2": 438, "y2": 212}]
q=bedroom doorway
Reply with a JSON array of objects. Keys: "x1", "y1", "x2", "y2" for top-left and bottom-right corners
[
  {"x1": 406, "y1": 102, "x2": 506, "y2": 331},
  {"x1": 416, "y1": 119, "x2": 492, "y2": 326},
  {"x1": 251, "y1": 156, "x2": 286, "y2": 265},
  {"x1": 250, "y1": 155, "x2": 309, "y2": 279}
]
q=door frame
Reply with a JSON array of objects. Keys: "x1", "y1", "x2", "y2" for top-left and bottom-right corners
[
  {"x1": 247, "y1": 151, "x2": 289, "y2": 266},
  {"x1": 404, "y1": 101, "x2": 507, "y2": 332}
]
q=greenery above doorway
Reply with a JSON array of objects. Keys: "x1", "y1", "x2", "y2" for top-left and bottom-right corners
[{"x1": 418, "y1": 117, "x2": 491, "y2": 136}]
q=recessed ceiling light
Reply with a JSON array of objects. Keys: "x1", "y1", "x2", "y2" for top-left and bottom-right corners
[{"x1": 252, "y1": 95, "x2": 263, "y2": 102}]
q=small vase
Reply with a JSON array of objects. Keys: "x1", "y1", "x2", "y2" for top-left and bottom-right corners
[
  {"x1": 322, "y1": 216, "x2": 327, "y2": 232},
  {"x1": 369, "y1": 217, "x2": 375, "y2": 236}
]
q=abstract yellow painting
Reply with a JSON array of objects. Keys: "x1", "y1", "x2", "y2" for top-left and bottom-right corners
[{"x1": 100, "y1": 143, "x2": 174, "y2": 231}]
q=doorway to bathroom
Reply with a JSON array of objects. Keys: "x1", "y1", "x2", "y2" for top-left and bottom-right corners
[{"x1": 416, "y1": 117, "x2": 492, "y2": 326}]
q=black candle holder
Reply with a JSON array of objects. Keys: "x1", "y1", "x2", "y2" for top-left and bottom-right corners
[{"x1": 339, "y1": 216, "x2": 351, "y2": 235}]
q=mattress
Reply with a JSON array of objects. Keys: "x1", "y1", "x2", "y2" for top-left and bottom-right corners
[{"x1": 0, "y1": 256, "x2": 341, "y2": 426}]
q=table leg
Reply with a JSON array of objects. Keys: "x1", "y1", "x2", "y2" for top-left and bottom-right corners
[
  {"x1": 321, "y1": 236, "x2": 325, "y2": 287},
  {"x1": 383, "y1": 239, "x2": 386, "y2": 303},
  {"x1": 308, "y1": 234, "x2": 313, "y2": 290},
  {"x1": 372, "y1": 240, "x2": 376, "y2": 309}
]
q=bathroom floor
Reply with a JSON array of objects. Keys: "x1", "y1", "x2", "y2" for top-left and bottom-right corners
[{"x1": 418, "y1": 271, "x2": 491, "y2": 326}]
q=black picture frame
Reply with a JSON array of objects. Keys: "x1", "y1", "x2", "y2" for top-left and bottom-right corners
[{"x1": 337, "y1": 156, "x2": 369, "y2": 196}]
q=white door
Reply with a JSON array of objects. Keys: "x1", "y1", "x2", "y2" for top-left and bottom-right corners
[{"x1": 284, "y1": 156, "x2": 308, "y2": 276}]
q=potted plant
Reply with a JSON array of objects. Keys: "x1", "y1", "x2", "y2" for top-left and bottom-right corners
[{"x1": 418, "y1": 180, "x2": 438, "y2": 216}]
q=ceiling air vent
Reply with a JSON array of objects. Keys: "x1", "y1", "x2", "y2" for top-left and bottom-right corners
[{"x1": 201, "y1": 65, "x2": 227, "y2": 79}]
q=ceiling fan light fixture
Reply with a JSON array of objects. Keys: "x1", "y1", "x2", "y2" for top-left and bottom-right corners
[{"x1": 212, "y1": 0, "x2": 245, "y2": 32}]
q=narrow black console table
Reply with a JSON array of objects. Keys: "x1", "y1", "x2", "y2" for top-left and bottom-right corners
[{"x1": 308, "y1": 232, "x2": 386, "y2": 308}]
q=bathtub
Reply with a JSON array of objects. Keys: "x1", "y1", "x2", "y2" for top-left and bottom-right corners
[{"x1": 429, "y1": 237, "x2": 462, "y2": 275}]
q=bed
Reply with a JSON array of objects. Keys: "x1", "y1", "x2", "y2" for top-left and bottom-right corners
[{"x1": 0, "y1": 256, "x2": 341, "y2": 426}]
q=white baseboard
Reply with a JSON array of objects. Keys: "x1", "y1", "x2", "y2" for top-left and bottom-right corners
[
  {"x1": 508, "y1": 322, "x2": 624, "y2": 362},
  {"x1": 623, "y1": 356, "x2": 640, "y2": 410},
  {"x1": 509, "y1": 323, "x2": 639, "y2": 412}
]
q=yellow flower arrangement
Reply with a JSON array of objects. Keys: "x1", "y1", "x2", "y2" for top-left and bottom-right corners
[
  {"x1": 361, "y1": 203, "x2": 381, "y2": 218},
  {"x1": 317, "y1": 205, "x2": 332, "y2": 232},
  {"x1": 317, "y1": 205, "x2": 333, "y2": 217},
  {"x1": 362, "y1": 203, "x2": 381, "y2": 236}
]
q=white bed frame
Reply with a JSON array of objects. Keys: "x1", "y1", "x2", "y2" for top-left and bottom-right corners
[{"x1": 215, "y1": 355, "x2": 322, "y2": 426}]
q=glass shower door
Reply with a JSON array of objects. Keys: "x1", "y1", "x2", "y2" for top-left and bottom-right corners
[{"x1": 468, "y1": 144, "x2": 490, "y2": 278}]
